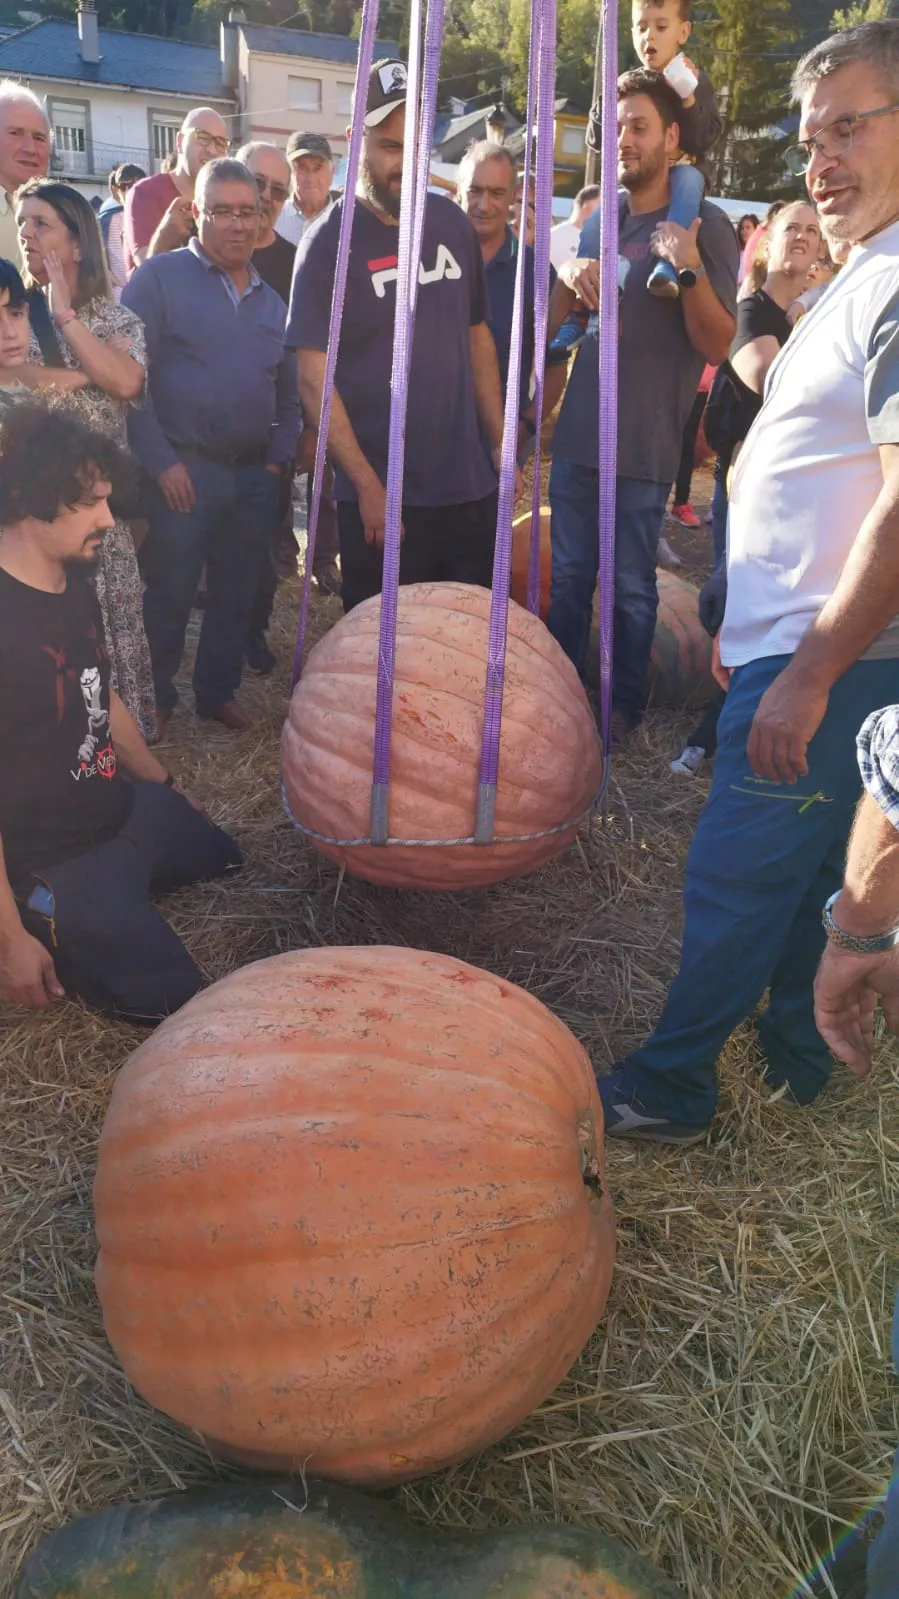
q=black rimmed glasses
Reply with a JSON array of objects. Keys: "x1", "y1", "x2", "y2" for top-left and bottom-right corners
[{"x1": 785, "y1": 101, "x2": 899, "y2": 176}]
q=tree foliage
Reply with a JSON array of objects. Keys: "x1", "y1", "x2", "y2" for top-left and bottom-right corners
[
  {"x1": 688, "y1": 0, "x2": 798, "y2": 197},
  {"x1": 831, "y1": 0, "x2": 889, "y2": 25}
]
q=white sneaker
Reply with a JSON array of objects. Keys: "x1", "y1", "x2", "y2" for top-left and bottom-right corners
[
  {"x1": 657, "y1": 535, "x2": 682, "y2": 569},
  {"x1": 670, "y1": 744, "x2": 706, "y2": 776}
]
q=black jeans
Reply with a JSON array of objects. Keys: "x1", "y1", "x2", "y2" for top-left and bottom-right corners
[
  {"x1": 249, "y1": 467, "x2": 341, "y2": 637},
  {"x1": 142, "y1": 459, "x2": 280, "y2": 711},
  {"x1": 674, "y1": 388, "x2": 708, "y2": 508},
  {"x1": 337, "y1": 491, "x2": 498, "y2": 612},
  {"x1": 19, "y1": 781, "x2": 242, "y2": 1022}
]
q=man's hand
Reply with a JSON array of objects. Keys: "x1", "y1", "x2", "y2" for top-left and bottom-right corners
[
  {"x1": 650, "y1": 217, "x2": 702, "y2": 274},
  {"x1": 297, "y1": 427, "x2": 318, "y2": 475},
  {"x1": 814, "y1": 942, "x2": 899, "y2": 1076},
  {"x1": 358, "y1": 478, "x2": 403, "y2": 548},
  {"x1": 0, "y1": 928, "x2": 64, "y2": 1009},
  {"x1": 173, "y1": 784, "x2": 208, "y2": 816},
  {"x1": 711, "y1": 634, "x2": 731, "y2": 693},
  {"x1": 558, "y1": 257, "x2": 600, "y2": 312},
  {"x1": 265, "y1": 463, "x2": 283, "y2": 477},
  {"x1": 157, "y1": 196, "x2": 194, "y2": 247},
  {"x1": 157, "y1": 461, "x2": 196, "y2": 514},
  {"x1": 746, "y1": 661, "x2": 830, "y2": 783},
  {"x1": 491, "y1": 445, "x2": 524, "y2": 501}
]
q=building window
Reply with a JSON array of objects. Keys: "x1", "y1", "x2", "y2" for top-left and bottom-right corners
[
  {"x1": 150, "y1": 115, "x2": 180, "y2": 174},
  {"x1": 288, "y1": 76, "x2": 322, "y2": 113},
  {"x1": 560, "y1": 124, "x2": 585, "y2": 157},
  {"x1": 50, "y1": 100, "x2": 90, "y2": 176},
  {"x1": 335, "y1": 80, "x2": 354, "y2": 116}
]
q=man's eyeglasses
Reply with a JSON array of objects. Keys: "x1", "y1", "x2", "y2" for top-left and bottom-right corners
[
  {"x1": 254, "y1": 174, "x2": 290, "y2": 203},
  {"x1": 202, "y1": 205, "x2": 260, "y2": 226},
  {"x1": 192, "y1": 130, "x2": 230, "y2": 155},
  {"x1": 785, "y1": 101, "x2": 899, "y2": 176}
]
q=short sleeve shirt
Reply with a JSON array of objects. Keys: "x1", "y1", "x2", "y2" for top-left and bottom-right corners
[
  {"x1": 123, "y1": 172, "x2": 179, "y2": 278},
  {"x1": 721, "y1": 218, "x2": 899, "y2": 666},
  {"x1": 731, "y1": 289, "x2": 791, "y2": 360},
  {"x1": 0, "y1": 568, "x2": 132, "y2": 885},
  {"x1": 552, "y1": 197, "x2": 739, "y2": 484},
  {"x1": 286, "y1": 193, "x2": 497, "y2": 506}
]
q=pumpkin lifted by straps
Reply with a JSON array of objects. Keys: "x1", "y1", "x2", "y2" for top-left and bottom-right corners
[
  {"x1": 15, "y1": 1478, "x2": 685, "y2": 1598},
  {"x1": 93, "y1": 947, "x2": 616, "y2": 1485},
  {"x1": 281, "y1": 581, "x2": 603, "y2": 891}
]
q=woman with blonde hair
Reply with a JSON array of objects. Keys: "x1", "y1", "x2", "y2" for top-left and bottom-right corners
[{"x1": 13, "y1": 179, "x2": 155, "y2": 739}]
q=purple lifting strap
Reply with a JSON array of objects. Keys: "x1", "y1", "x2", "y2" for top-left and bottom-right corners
[
  {"x1": 369, "y1": 0, "x2": 445, "y2": 845},
  {"x1": 474, "y1": 0, "x2": 557, "y2": 842},
  {"x1": 290, "y1": 0, "x2": 383, "y2": 689},
  {"x1": 596, "y1": 1, "x2": 619, "y2": 761}
]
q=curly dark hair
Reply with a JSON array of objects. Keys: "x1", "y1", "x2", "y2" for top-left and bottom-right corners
[{"x1": 0, "y1": 402, "x2": 133, "y2": 525}]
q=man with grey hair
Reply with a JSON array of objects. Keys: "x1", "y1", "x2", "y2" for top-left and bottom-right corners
[
  {"x1": 0, "y1": 81, "x2": 50, "y2": 264},
  {"x1": 457, "y1": 138, "x2": 553, "y2": 461},
  {"x1": 124, "y1": 105, "x2": 230, "y2": 276},
  {"x1": 596, "y1": 20, "x2": 899, "y2": 1143},
  {"x1": 122, "y1": 158, "x2": 300, "y2": 732}
]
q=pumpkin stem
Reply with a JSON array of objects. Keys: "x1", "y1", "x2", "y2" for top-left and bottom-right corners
[{"x1": 577, "y1": 1111, "x2": 605, "y2": 1211}]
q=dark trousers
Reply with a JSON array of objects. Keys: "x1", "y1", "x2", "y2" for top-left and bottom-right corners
[
  {"x1": 19, "y1": 781, "x2": 242, "y2": 1022},
  {"x1": 624, "y1": 655, "x2": 899, "y2": 1122},
  {"x1": 142, "y1": 459, "x2": 280, "y2": 711},
  {"x1": 337, "y1": 491, "x2": 498, "y2": 613},
  {"x1": 674, "y1": 388, "x2": 707, "y2": 508},
  {"x1": 249, "y1": 466, "x2": 340, "y2": 637},
  {"x1": 711, "y1": 446, "x2": 733, "y2": 566},
  {"x1": 547, "y1": 459, "x2": 668, "y2": 715},
  {"x1": 687, "y1": 688, "x2": 726, "y2": 757}
]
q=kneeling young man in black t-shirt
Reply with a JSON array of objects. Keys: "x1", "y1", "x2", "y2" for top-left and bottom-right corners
[{"x1": 0, "y1": 405, "x2": 242, "y2": 1022}]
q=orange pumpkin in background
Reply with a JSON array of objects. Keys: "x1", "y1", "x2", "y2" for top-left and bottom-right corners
[
  {"x1": 281, "y1": 581, "x2": 602, "y2": 890},
  {"x1": 586, "y1": 570, "x2": 716, "y2": 708},
  {"x1": 93, "y1": 947, "x2": 617, "y2": 1486},
  {"x1": 510, "y1": 506, "x2": 552, "y2": 620},
  {"x1": 511, "y1": 516, "x2": 715, "y2": 706}
]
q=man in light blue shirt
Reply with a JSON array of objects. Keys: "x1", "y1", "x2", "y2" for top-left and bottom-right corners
[{"x1": 123, "y1": 158, "x2": 300, "y2": 736}]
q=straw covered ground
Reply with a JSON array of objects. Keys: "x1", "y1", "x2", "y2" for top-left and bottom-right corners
[{"x1": 0, "y1": 550, "x2": 896, "y2": 1598}]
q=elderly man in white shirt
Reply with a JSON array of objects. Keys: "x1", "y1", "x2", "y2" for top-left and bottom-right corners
[
  {"x1": 275, "y1": 131, "x2": 334, "y2": 248},
  {"x1": 0, "y1": 81, "x2": 50, "y2": 264},
  {"x1": 596, "y1": 18, "x2": 899, "y2": 1143}
]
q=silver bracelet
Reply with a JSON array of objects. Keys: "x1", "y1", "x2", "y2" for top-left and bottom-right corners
[{"x1": 821, "y1": 891, "x2": 899, "y2": 954}]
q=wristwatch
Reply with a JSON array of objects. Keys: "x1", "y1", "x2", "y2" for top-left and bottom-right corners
[
  {"x1": 677, "y1": 263, "x2": 707, "y2": 289},
  {"x1": 821, "y1": 890, "x2": 899, "y2": 953}
]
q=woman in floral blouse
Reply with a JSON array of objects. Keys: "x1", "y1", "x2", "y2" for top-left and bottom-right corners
[{"x1": 13, "y1": 180, "x2": 156, "y2": 741}]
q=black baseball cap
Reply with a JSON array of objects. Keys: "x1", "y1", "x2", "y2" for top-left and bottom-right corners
[
  {"x1": 364, "y1": 58, "x2": 408, "y2": 127},
  {"x1": 286, "y1": 131, "x2": 333, "y2": 162}
]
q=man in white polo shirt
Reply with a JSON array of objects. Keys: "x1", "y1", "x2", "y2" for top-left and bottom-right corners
[{"x1": 597, "y1": 17, "x2": 899, "y2": 1142}]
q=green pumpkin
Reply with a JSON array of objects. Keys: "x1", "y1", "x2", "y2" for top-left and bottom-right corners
[{"x1": 16, "y1": 1478, "x2": 683, "y2": 1598}]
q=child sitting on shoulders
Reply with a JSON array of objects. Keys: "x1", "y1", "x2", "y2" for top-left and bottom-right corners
[{"x1": 589, "y1": 0, "x2": 722, "y2": 300}]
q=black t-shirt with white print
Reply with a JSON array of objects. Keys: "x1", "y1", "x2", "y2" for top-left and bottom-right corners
[{"x1": 0, "y1": 567, "x2": 132, "y2": 887}]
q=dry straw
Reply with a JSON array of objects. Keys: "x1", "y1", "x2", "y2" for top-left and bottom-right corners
[{"x1": 0, "y1": 577, "x2": 896, "y2": 1599}]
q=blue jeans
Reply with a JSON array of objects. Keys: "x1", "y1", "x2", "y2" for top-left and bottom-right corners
[
  {"x1": 648, "y1": 166, "x2": 706, "y2": 288},
  {"x1": 547, "y1": 459, "x2": 668, "y2": 715},
  {"x1": 711, "y1": 449, "x2": 731, "y2": 566},
  {"x1": 142, "y1": 459, "x2": 280, "y2": 711},
  {"x1": 623, "y1": 654, "x2": 899, "y2": 1123}
]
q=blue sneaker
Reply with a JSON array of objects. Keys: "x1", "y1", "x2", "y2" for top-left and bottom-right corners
[{"x1": 596, "y1": 1067, "x2": 710, "y2": 1144}]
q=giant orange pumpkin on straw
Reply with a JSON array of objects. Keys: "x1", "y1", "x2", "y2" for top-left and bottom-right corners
[
  {"x1": 93, "y1": 946, "x2": 616, "y2": 1486},
  {"x1": 586, "y1": 570, "x2": 716, "y2": 708},
  {"x1": 281, "y1": 581, "x2": 602, "y2": 890}
]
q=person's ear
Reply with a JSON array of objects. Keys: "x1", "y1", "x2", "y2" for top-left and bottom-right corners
[
  {"x1": 666, "y1": 120, "x2": 680, "y2": 157},
  {"x1": 679, "y1": 18, "x2": 692, "y2": 47},
  {"x1": 72, "y1": 243, "x2": 82, "y2": 262}
]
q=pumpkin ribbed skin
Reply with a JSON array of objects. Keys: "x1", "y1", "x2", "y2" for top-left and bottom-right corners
[
  {"x1": 281, "y1": 582, "x2": 602, "y2": 890},
  {"x1": 93, "y1": 948, "x2": 616, "y2": 1486},
  {"x1": 16, "y1": 1479, "x2": 685, "y2": 1598}
]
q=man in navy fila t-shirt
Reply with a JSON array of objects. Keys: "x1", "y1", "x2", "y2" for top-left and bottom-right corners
[{"x1": 286, "y1": 58, "x2": 508, "y2": 611}]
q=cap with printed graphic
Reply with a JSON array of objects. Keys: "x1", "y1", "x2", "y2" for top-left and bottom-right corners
[
  {"x1": 364, "y1": 58, "x2": 408, "y2": 127},
  {"x1": 286, "y1": 131, "x2": 333, "y2": 162}
]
